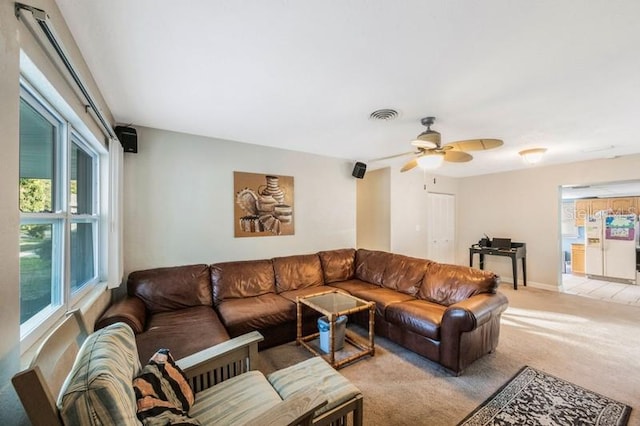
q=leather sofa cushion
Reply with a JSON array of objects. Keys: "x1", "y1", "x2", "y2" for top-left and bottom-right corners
[
  {"x1": 128, "y1": 264, "x2": 213, "y2": 314},
  {"x1": 385, "y1": 300, "x2": 446, "y2": 340},
  {"x1": 273, "y1": 254, "x2": 324, "y2": 292},
  {"x1": 382, "y1": 254, "x2": 431, "y2": 296},
  {"x1": 328, "y1": 279, "x2": 379, "y2": 295},
  {"x1": 355, "y1": 249, "x2": 391, "y2": 286},
  {"x1": 419, "y1": 263, "x2": 499, "y2": 306},
  {"x1": 135, "y1": 306, "x2": 230, "y2": 363},
  {"x1": 211, "y1": 259, "x2": 276, "y2": 305},
  {"x1": 217, "y1": 293, "x2": 296, "y2": 337},
  {"x1": 348, "y1": 287, "x2": 415, "y2": 317},
  {"x1": 318, "y1": 249, "x2": 356, "y2": 283}
]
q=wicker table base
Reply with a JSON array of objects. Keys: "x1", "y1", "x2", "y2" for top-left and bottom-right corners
[{"x1": 296, "y1": 289, "x2": 375, "y2": 369}]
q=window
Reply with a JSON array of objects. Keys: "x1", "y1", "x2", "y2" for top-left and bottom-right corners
[{"x1": 19, "y1": 79, "x2": 102, "y2": 335}]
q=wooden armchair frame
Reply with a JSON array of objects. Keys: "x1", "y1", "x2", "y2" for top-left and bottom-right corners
[
  {"x1": 12, "y1": 311, "x2": 328, "y2": 426},
  {"x1": 176, "y1": 331, "x2": 327, "y2": 425}
]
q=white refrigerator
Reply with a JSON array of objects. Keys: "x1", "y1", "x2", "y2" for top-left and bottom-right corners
[{"x1": 585, "y1": 213, "x2": 638, "y2": 281}]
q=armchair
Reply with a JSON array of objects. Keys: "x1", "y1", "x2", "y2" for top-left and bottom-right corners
[{"x1": 12, "y1": 311, "x2": 361, "y2": 426}]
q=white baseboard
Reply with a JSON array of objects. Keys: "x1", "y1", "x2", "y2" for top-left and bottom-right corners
[
  {"x1": 526, "y1": 281, "x2": 561, "y2": 292},
  {"x1": 500, "y1": 278, "x2": 560, "y2": 292}
]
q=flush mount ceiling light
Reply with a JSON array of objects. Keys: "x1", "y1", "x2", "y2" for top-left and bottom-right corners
[{"x1": 519, "y1": 148, "x2": 547, "y2": 165}]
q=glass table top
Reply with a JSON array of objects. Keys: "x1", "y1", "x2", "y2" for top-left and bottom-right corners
[{"x1": 302, "y1": 291, "x2": 368, "y2": 314}]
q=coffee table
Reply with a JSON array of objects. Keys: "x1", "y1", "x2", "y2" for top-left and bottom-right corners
[{"x1": 297, "y1": 289, "x2": 375, "y2": 369}]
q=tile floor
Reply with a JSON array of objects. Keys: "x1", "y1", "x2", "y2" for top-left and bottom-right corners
[{"x1": 561, "y1": 273, "x2": 640, "y2": 306}]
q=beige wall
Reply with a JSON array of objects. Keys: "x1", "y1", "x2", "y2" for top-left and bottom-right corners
[
  {"x1": 0, "y1": 1, "x2": 113, "y2": 422},
  {"x1": 122, "y1": 127, "x2": 356, "y2": 275},
  {"x1": 0, "y1": 1, "x2": 23, "y2": 422},
  {"x1": 390, "y1": 168, "x2": 459, "y2": 259},
  {"x1": 356, "y1": 166, "x2": 460, "y2": 259},
  {"x1": 356, "y1": 168, "x2": 390, "y2": 250},
  {"x1": 364, "y1": 155, "x2": 639, "y2": 289},
  {"x1": 457, "y1": 154, "x2": 640, "y2": 289}
]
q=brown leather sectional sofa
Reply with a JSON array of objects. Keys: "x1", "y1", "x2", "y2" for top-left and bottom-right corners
[{"x1": 96, "y1": 248, "x2": 508, "y2": 374}]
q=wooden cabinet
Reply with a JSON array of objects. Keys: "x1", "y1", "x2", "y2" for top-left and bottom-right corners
[
  {"x1": 574, "y1": 199, "x2": 590, "y2": 226},
  {"x1": 573, "y1": 196, "x2": 640, "y2": 226},
  {"x1": 571, "y1": 243, "x2": 585, "y2": 275},
  {"x1": 589, "y1": 198, "x2": 610, "y2": 215},
  {"x1": 610, "y1": 197, "x2": 636, "y2": 214}
]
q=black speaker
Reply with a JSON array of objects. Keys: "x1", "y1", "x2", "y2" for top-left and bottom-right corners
[
  {"x1": 352, "y1": 162, "x2": 367, "y2": 179},
  {"x1": 115, "y1": 126, "x2": 138, "y2": 153}
]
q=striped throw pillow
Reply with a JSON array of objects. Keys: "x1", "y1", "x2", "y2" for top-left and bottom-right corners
[{"x1": 133, "y1": 349, "x2": 199, "y2": 425}]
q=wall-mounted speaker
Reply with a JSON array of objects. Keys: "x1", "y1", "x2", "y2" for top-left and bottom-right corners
[
  {"x1": 352, "y1": 161, "x2": 366, "y2": 179},
  {"x1": 115, "y1": 126, "x2": 138, "y2": 153}
]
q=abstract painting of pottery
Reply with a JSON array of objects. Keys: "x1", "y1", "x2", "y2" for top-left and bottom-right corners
[{"x1": 234, "y1": 171, "x2": 294, "y2": 237}]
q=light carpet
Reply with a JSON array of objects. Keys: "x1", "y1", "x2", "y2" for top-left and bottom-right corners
[
  {"x1": 457, "y1": 365, "x2": 631, "y2": 425},
  {"x1": 256, "y1": 284, "x2": 640, "y2": 425}
]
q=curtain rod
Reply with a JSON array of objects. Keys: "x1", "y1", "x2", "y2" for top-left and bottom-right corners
[{"x1": 15, "y1": 2, "x2": 118, "y2": 141}]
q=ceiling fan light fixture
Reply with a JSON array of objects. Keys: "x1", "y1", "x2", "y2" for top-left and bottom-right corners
[
  {"x1": 416, "y1": 152, "x2": 445, "y2": 169},
  {"x1": 519, "y1": 148, "x2": 547, "y2": 165},
  {"x1": 397, "y1": 115, "x2": 503, "y2": 173}
]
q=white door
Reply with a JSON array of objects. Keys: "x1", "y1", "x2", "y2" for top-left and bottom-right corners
[{"x1": 427, "y1": 193, "x2": 455, "y2": 264}]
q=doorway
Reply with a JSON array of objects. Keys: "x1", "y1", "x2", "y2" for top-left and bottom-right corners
[
  {"x1": 427, "y1": 192, "x2": 455, "y2": 264},
  {"x1": 560, "y1": 180, "x2": 640, "y2": 303}
]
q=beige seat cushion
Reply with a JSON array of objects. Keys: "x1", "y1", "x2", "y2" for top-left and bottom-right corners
[
  {"x1": 267, "y1": 357, "x2": 361, "y2": 415},
  {"x1": 189, "y1": 371, "x2": 282, "y2": 425}
]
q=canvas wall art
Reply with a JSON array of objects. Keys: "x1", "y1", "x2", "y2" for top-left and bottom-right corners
[{"x1": 234, "y1": 171, "x2": 294, "y2": 237}]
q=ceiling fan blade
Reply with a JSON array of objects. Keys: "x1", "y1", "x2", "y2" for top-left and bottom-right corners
[
  {"x1": 411, "y1": 139, "x2": 437, "y2": 149},
  {"x1": 400, "y1": 158, "x2": 418, "y2": 172},
  {"x1": 444, "y1": 150, "x2": 473, "y2": 163},
  {"x1": 370, "y1": 151, "x2": 415, "y2": 162},
  {"x1": 445, "y1": 139, "x2": 503, "y2": 152}
]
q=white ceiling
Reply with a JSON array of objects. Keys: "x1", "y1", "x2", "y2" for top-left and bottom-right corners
[
  {"x1": 55, "y1": 0, "x2": 640, "y2": 177},
  {"x1": 562, "y1": 180, "x2": 640, "y2": 200}
]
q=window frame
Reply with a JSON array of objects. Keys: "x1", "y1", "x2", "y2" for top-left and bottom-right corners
[
  {"x1": 68, "y1": 130, "x2": 101, "y2": 297},
  {"x1": 19, "y1": 76, "x2": 105, "y2": 348}
]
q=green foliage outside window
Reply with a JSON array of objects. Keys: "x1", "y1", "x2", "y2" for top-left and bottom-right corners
[{"x1": 20, "y1": 178, "x2": 52, "y2": 213}]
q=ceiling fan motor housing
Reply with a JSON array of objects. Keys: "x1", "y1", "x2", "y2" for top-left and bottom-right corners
[{"x1": 421, "y1": 116, "x2": 436, "y2": 127}]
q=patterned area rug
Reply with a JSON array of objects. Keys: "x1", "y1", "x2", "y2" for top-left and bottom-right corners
[{"x1": 458, "y1": 366, "x2": 631, "y2": 426}]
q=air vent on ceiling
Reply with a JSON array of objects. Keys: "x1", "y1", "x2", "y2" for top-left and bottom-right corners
[{"x1": 369, "y1": 109, "x2": 399, "y2": 121}]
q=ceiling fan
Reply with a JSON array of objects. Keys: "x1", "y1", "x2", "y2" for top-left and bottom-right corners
[{"x1": 383, "y1": 117, "x2": 504, "y2": 172}]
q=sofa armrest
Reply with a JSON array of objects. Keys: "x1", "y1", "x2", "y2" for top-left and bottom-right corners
[
  {"x1": 176, "y1": 331, "x2": 264, "y2": 392},
  {"x1": 244, "y1": 389, "x2": 328, "y2": 426},
  {"x1": 95, "y1": 297, "x2": 147, "y2": 333},
  {"x1": 442, "y1": 292, "x2": 508, "y2": 334}
]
